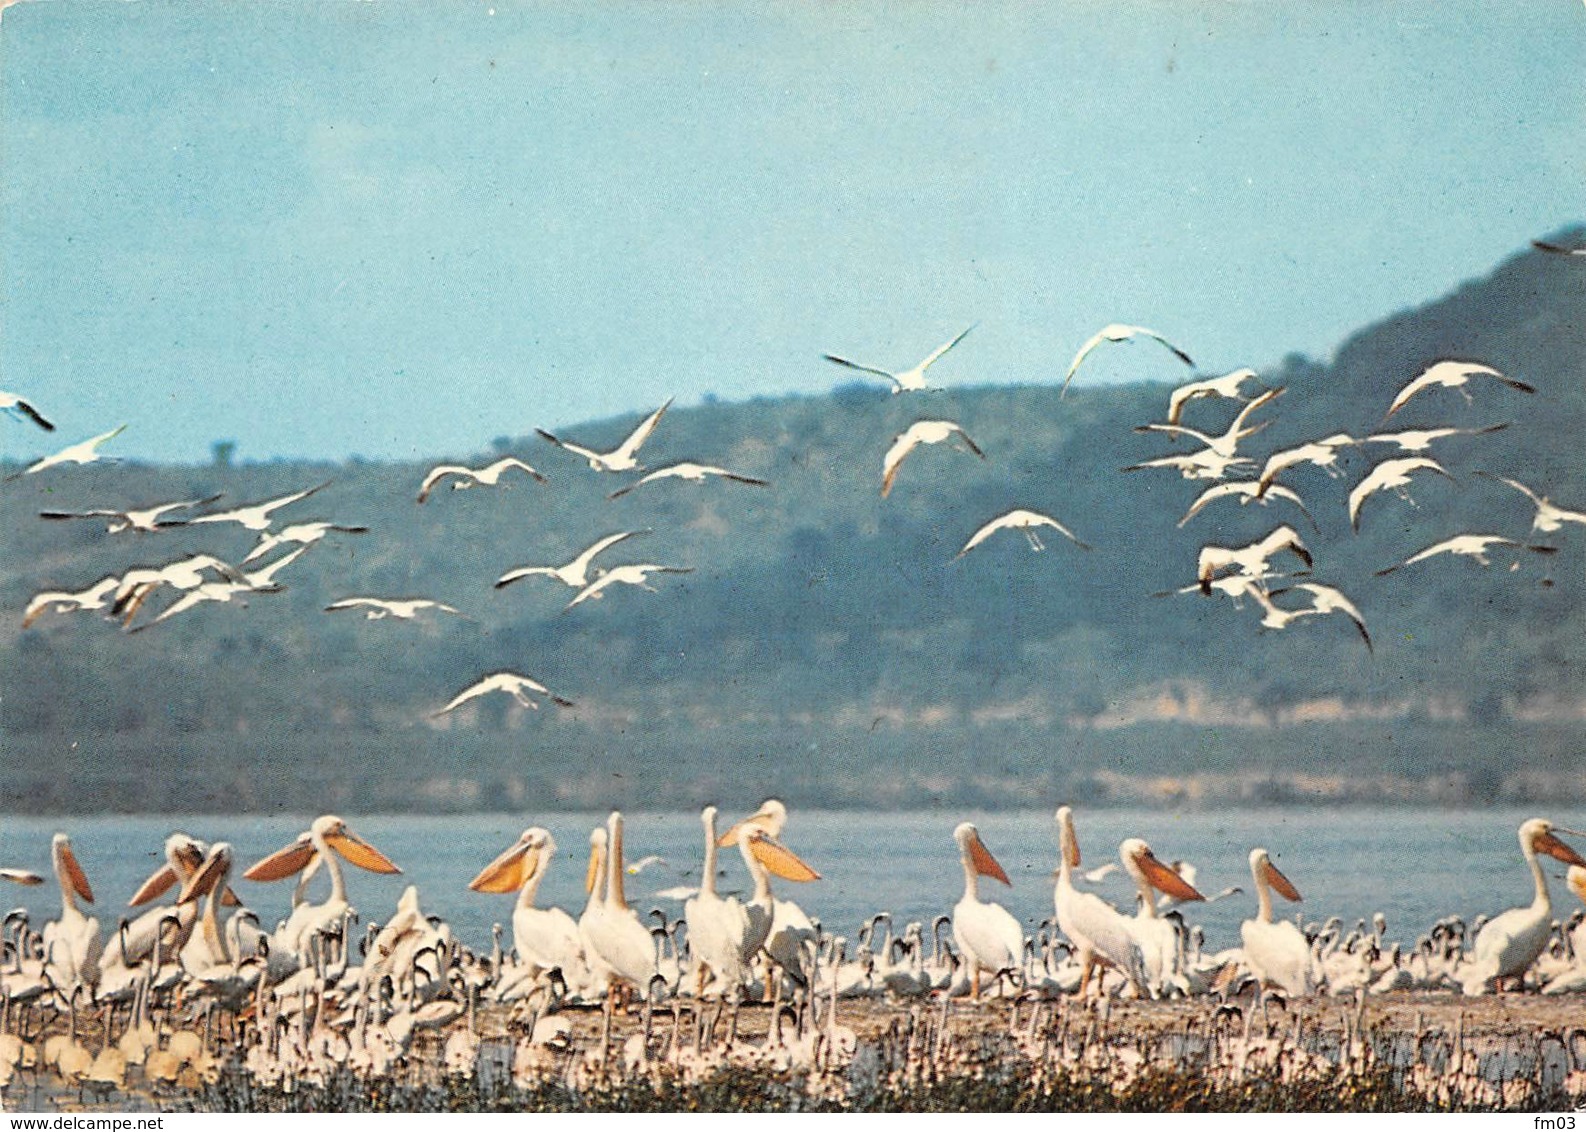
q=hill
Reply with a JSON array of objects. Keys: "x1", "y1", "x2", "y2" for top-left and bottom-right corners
[{"x1": 4, "y1": 235, "x2": 1585, "y2": 812}]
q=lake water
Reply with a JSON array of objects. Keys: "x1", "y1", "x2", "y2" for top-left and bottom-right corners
[{"x1": 0, "y1": 807, "x2": 1571, "y2": 960}]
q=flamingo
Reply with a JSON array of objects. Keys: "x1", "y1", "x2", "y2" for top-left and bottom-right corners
[
  {"x1": 1375, "y1": 534, "x2": 1557, "y2": 577},
  {"x1": 14, "y1": 424, "x2": 126, "y2": 477},
  {"x1": 433, "y1": 671, "x2": 573, "y2": 716},
  {"x1": 41, "y1": 834, "x2": 103, "y2": 1001},
  {"x1": 535, "y1": 399, "x2": 672, "y2": 473},
  {"x1": 1461, "y1": 819, "x2": 1586, "y2": 994},
  {"x1": 880, "y1": 420, "x2": 984, "y2": 498},
  {"x1": 950, "y1": 823, "x2": 1022, "y2": 999},
  {"x1": 495, "y1": 531, "x2": 646, "y2": 590},
  {"x1": 1385, "y1": 360, "x2": 1534, "y2": 418},
  {"x1": 38, "y1": 494, "x2": 224, "y2": 534},
  {"x1": 955, "y1": 508, "x2": 1091, "y2": 559},
  {"x1": 184, "y1": 482, "x2": 331, "y2": 531},
  {"x1": 417, "y1": 456, "x2": 547, "y2": 503},
  {"x1": 1052, "y1": 807, "x2": 1148, "y2": 998},
  {"x1": 823, "y1": 325, "x2": 975, "y2": 394},
  {"x1": 1240, "y1": 848, "x2": 1315, "y2": 997},
  {"x1": 0, "y1": 390, "x2": 53, "y2": 430},
  {"x1": 1061, "y1": 323, "x2": 1193, "y2": 397},
  {"x1": 608, "y1": 462, "x2": 768, "y2": 500},
  {"x1": 1347, "y1": 456, "x2": 1453, "y2": 532}
]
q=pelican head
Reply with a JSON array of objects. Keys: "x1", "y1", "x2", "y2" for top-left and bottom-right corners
[
  {"x1": 469, "y1": 827, "x2": 552, "y2": 894},
  {"x1": 1122, "y1": 838, "x2": 1205, "y2": 902},
  {"x1": 954, "y1": 822, "x2": 1011, "y2": 886},
  {"x1": 1522, "y1": 818, "x2": 1586, "y2": 867}
]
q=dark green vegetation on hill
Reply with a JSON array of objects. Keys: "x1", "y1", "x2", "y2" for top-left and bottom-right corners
[{"x1": 4, "y1": 238, "x2": 1585, "y2": 812}]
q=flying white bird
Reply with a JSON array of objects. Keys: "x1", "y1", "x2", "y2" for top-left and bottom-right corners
[
  {"x1": 15, "y1": 424, "x2": 127, "y2": 477},
  {"x1": 417, "y1": 457, "x2": 548, "y2": 503},
  {"x1": 823, "y1": 325, "x2": 975, "y2": 395},
  {"x1": 184, "y1": 482, "x2": 330, "y2": 531},
  {"x1": 22, "y1": 575, "x2": 121, "y2": 629},
  {"x1": 1375, "y1": 534, "x2": 1557, "y2": 576},
  {"x1": 0, "y1": 391, "x2": 54, "y2": 431},
  {"x1": 1479, "y1": 473, "x2": 1586, "y2": 534},
  {"x1": 1255, "y1": 583, "x2": 1373, "y2": 652},
  {"x1": 1197, "y1": 526, "x2": 1311, "y2": 595},
  {"x1": 1134, "y1": 386, "x2": 1284, "y2": 458},
  {"x1": 1347, "y1": 456, "x2": 1454, "y2": 532},
  {"x1": 955, "y1": 508, "x2": 1092, "y2": 559},
  {"x1": 564, "y1": 563, "x2": 694, "y2": 611},
  {"x1": 1385, "y1": 361, "x2": 1534, "y2": 419},
  {"x1": 241, "y1": 520, "x2": 368, "y2": 565},
  {"x1": 1363, "y1": 422, "x2": 1509, "y2": 453},
  {"x1": 324, "y1": 597, "x2": 467, "y2": 621},
  {"x1": 607, "y1": 462, "x2": 768, "y2": 500},
  {"x1": 1255, "y1": 434, "x2": 1362, "y2": 497},
  {"x1": 39, "y1": 494, "x2": 224, "y2": 534},
  {"x1": 109, "y1": 554, "x2": 249, "y2": 623},
  {"x1": 433, "y1": 671, "x2": 573, "y2": 716},
  {"x1": 1164, "y1": 367, "x2": 1269, "y2": 426},
  {"x1": 1176, "y1": 480, "x2": 1315, "y2": 530},
  {"x1": 126, "y1": 547, "x2": 309, "y2": 632},
  {"x1": 535, "y1": 399, "x2": 672, "y2": 473},
  {"x1": 495, "y1": 531, "x2": 646, "y2": 590},
  {"x1": 1124, "y1": 448, "x2": 1255, "y2": 481},
  {"x1": 1533, "y1": 239, "x2": 1586, "y2": 257},
  {"x1": 1061, "y1": 323, "x2": 1193, "y2": 397},
  {"x1": 881, "y1": 420, "x2": 984, "y2": 497}
]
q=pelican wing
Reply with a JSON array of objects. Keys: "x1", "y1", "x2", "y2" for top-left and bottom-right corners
[
  {"x1": 822, "y1": 353, "x2": 897, "y2": 380},
  {"x1": 916, "y1": 324, "x2": 976, "y2": 372},
  {"x1": 417, "y1": 465, "x2": 467, "y2": 503},
  {"x1": 611, "y1": 399, "x2": 673, "y2": 463}
]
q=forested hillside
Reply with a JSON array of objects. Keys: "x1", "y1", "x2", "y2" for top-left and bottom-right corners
[{"x1": 4, "y1": 237, "x2": 1584, "y2": 812}]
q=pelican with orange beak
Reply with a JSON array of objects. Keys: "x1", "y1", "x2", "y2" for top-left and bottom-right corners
[
  {"x1": 41, "y1": 833, "x2": 103, "y2": 1001},
  {"x1": 950, "y1": 823, "x2": 1022, "y2": 999},
  {"x1": 1052, "y1": 807, "x2": 1149, "y2": 998},
  {"x1": 243, "y1": 815, "x2": 401, "y2": 968},
  {"x1": 469, "y1": 827, "x2": 592, "y2": 997},
  {"x1": 1462, "y1": 818, "x2": 1586, "y2": 994},
  {"x1": 1241, "y1": 847, "x2": 1315, "y2": 997},
  {"x1": 714, "y1": 799, "x2": 821, "y2": 992},
  {"x1": 1119, "y1": 837, "x2": 1205, "y2": 998}
]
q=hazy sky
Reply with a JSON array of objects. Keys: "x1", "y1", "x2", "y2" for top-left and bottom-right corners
[{"x1": 2, "y1": 1, "x2": 1582, "y2": 463}]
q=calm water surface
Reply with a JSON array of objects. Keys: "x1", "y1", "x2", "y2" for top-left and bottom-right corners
[{"x1": 0, "y1": 807, "x2": 1566, "y2": 958}]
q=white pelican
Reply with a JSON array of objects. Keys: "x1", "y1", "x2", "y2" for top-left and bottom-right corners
[
  {"x1": 1165, "y1": 367, "x2": 1268, "y2": 426},
  {"x1": 577, "y1": 827, "x2": 615, "y2": 992},
  {"x1": 1061, "y1": 323, "x2": 1193, "y2": 397},
  {"x1": 469, "y1": 828, "x2": 592, "y2": 995},
  {"x1": 242, "y1": 815, "x2": 401, "y2": 963},
  {"x1": 955, "y1": 508, "x2": 1091, "y2": 559},
  {"x1": 881, "y1": 420, "x2": 984, "y2": 498},
  {"x1": 123, "y1": 546, "x2": 309, "y2": 632},
  {"x1": 325, "y1": 597, "x2": 466, "y2": 621},
  {"x1": 1257, "y1": 582, "x2": 1373, "y2": 652},
  {"x1": 683, "y1": 806, "x2": 734, "y2": 997},
  {"x1": 1385, "y1": 360, "x2": 1534, "y2": 418},
  {"x1": 1461, "y1": 818, "x2": 1586, "y2": 994},
  {"x1": 1364, "y1": 422, "x2": 1509, "y2": 453},
  {"x1": 108, "y1": 553, "x2": 249, "y2": 624},
  {"x1": 417, "y1": 456, "x2": 547, "y2": 503},
  {"x1": 564, "y1": 563, "x2": 693, "y2": 611},
  {"x1": 1347, "y1": 456, "x2": 1453, "y2": 532},
  {"x1": 495, "y1": 531, "x2": 645, "y2": 590},
  {"x1": 0, "y1": 390, "x2": 53, "y2": 430},
  {"x1": 1123, "y1": 447, "x2": 1255, "y2": 481},
  {"x1": 1176, "y1": 479, "x2": 1315, "y2": 530},
  {"x1": 433, "y1": 671, "x2": 573, "y2": 716},
  {"x1": 242, "y1": 520, "x2": 368, "y2": 566},
  {"x1": 175, "y1": 843, "x2": 263, "y2": 1008},
  {"x1": 22, "y1": 575, "x2": 120, "y2": 629},
  {"x1": 608, "y1": 462, "x2": 768, "y2": 500},
  {"x1": 1241, "y1": 848, "x2": 1315, "y2": 997},
  {"x1": 950, "y1": 823, "x2": 1022, "y2": 999},
  {"x1": 1134, "y1": 386, "x2": 1284, "y2": 458},
  {"x1": 1255, "y1": 433, "x2": 1361, "y2": 496},
  {"x1": 41, "y1": 833, "x2": 103, "y2": 1000},
  {"x1": 1480, "y1": 473, "x2": 1586, "y2": 534},
  {"x1": 15, "y1": 424, "x2": 126, "y2": 477},
  {"x1": 1118, "y1": 838, "x2": 1205, "y2": 998},
  {"x1": 823, "y1": 325, "x2": 975, "y2": 395},
  {"x1": 38, "y1": 494, "x2": 224, "y2": 534},
  {"x1": 1052, "y1": 807, "x2": 1148, "y2": 997},
  {"x1": 1375, "y1": 533, "x2": 1557, "y2": 577},
  {"x1": 535, "y1": 399, "x2": 672, "y2": 473},
  {"x1": 98, "y1": 833, "x2": 210, "y2": 975},
  {"x1": 185, "y1": 482, "x2": 331, "y2": 531},
  {"x1": 581, "y1": 812, "x2": 662, "y2": 998},
  {"x1": 716, "y1": 800, "x2": 820, "y2": 991},
  {"x1": 1196, "y1": 525, "x2": 1311, "y2": 594}
]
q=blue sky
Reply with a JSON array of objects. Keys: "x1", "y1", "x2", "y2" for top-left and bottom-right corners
[{"x1": 2, "y1": 1, "x2": 1582, "y2": 463}]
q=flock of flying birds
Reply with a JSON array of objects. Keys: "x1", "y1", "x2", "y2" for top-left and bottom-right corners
[{"x1": 6, "y1": 234, "x2": 1585, "y2": 718}]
